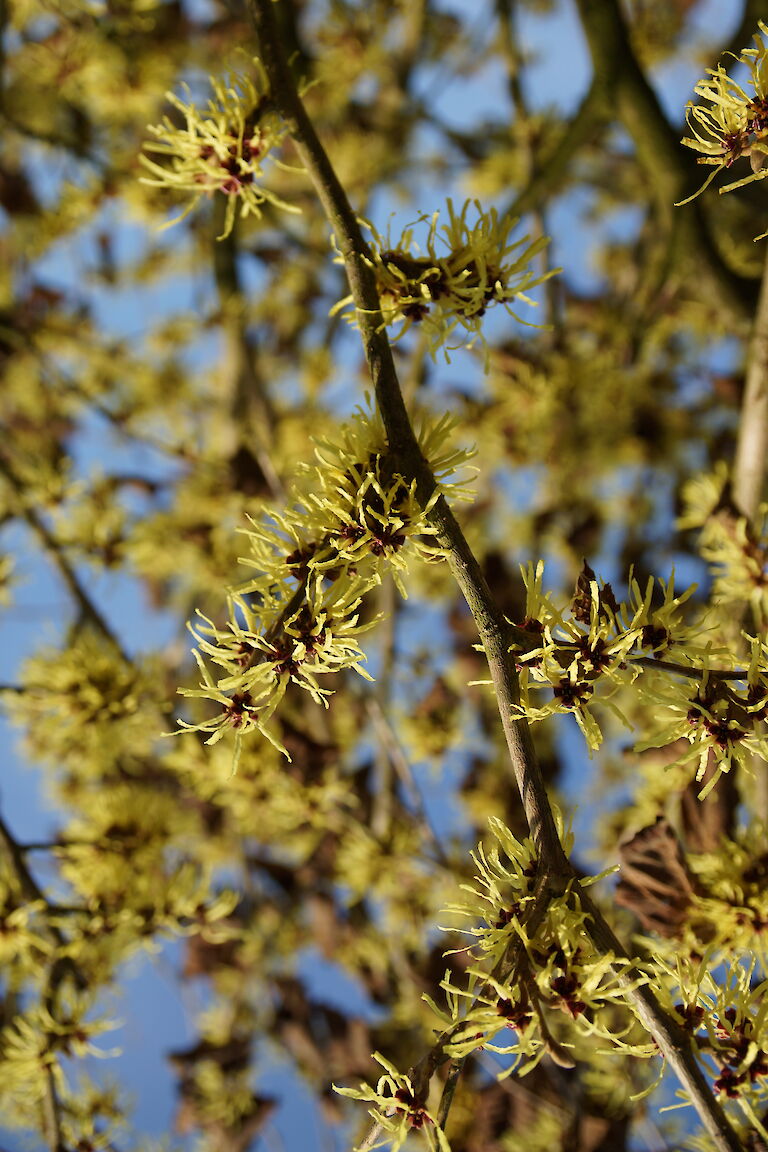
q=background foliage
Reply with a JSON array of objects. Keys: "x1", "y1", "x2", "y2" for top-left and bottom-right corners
[{"x1": 3, "y1": 1, "x2": 768, "y2": 1150}]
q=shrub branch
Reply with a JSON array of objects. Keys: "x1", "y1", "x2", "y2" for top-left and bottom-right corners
[{"x1": 249, "y1": 4, "x2": 746, "y2": 1149}]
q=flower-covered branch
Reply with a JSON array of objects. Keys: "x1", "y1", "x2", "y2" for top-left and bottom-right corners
[{"x1": 242, "y1": 4, "x2": 747, "y2": 1149}]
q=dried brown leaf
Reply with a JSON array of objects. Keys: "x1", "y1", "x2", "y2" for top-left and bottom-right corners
[{"x1": 615, "y1": 817, "x2": 697, "y2": 937}]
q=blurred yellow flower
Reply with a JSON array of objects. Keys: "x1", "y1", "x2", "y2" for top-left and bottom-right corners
[{"x1": 141, "y1": 59, "x2": 299, "y2": 237}]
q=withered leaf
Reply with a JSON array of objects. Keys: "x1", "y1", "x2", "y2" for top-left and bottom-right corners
[
  {"x1": 615, "y1": 817, "x2": 697, "y2": 938},
  {"x1": 571, "y1": 560, "x2": 618, "y2": 624}
]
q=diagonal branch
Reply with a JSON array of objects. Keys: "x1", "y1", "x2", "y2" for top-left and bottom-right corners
[
  {"x1": 574, "y1": 0, "x2": 757, "y2": 318},
  {"x1": 249, "y1": 0, "x2": 567, "y2": 878},
  {"x1": 212, "y1": 203, "x2": 286, "y2": 502},
  {"x1": 0, "y1": 451, "x2": 126, "y2": 658},
  {"x1": 247, "y1": 6, "x2": 745, "y2": 1150}
]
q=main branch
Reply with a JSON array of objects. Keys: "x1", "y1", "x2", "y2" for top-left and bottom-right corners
[
  {"x1": 249, "y1": 0, "x2": 566, "y2": 873},
  {"x1": 248, "y1": 5, "x2": 745, "y2": 1149}
]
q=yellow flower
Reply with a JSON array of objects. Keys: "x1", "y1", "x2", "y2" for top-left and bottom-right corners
[
  {"x1": 678, "y1": 21, "x2": 768, "y2": 220},
  {"x1": 333, "y1": 199, "x2": 556, "y2": 364},
  {"x1": 141, "y1": 59, "x2": 299, "y2": 238},
  {"x1": 178, "y1": 407, "x2": 470, "y2": 757}
]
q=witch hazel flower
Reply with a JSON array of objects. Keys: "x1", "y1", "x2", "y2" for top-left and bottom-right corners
[
  {"x1": 141, "y1": 58, "x2": 299, "y2": 238},
  {"x1": 678, "y1": 21, "x2": 768, "y2": 231},
  {"x1": 332, "y1": 199, "x2": 557, "y2": 365}
]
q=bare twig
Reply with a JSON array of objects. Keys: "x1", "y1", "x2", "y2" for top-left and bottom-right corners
[
  {"x1": 0, "y1": 811, "x2": 49, "y2": 906},
  {"x1": 212, "y1": 204, "x2": 285, "y2": 502},
  {"x1": 577, "y1": 884, "x2": 742, "y2": 1152},
  {"x1": 365, "y1": 693, "x2": 451, "y2": 867},
  {"x1": 370, "y1": 577, "x2": 396, "y2": 841},
  {"x1": 435, "y1": 1056, "x2": 465, "y2": 1131},
  {"x1": 41, "y1": 1064, "x2": 65, "y2": 1152},
  {"x1": 0, "y1": 452, "x2": 125, "y2": 657}
]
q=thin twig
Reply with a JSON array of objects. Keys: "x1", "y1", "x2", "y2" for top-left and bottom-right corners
[
  {"x1": 0, "y1": 452, "x2": 125, "y2": 657},
  {"x1": 212, "y1": 204, "x2": 285, "y2": 502},
  {"x1": 0, "y1": 809, "x2": 82, "y2": 1152},
  {"x1": 370, "y1": 576, "x2": 396, "y2": 841},
  {"x1": 435, "y1": 1056, "x2": 465, "y2": 1131},
  {"x1": 545, "y1": 644, "x2": 755, "y2": 683},
  {"x1": 355, "y1": 1118, "x2": 384, "y2": 1152},
  {"x1": 0, "y1": 812, "x2": 85, "y2": 956},
  {"x1": 364, "y1": 693, "x2": 451, "y2": 868},
  {"x1": 249, "y1": 0, "x2": 568, "y2": 878},
  {"x1": 420, "y1": 873, "x2": 554, "y2": 1131},
  {"x1": 721, "y1": 240, "x2": 768, "y2": 818},
  {"x1": 0, "y1": 811, "x2": 49, "y2": 906},
  {"x1": 41, "y1": 1065, "x2": 65, "y2": 1152},
  {"x1": 576, "y1": 883, "x2": 742, "y2": 1152}
]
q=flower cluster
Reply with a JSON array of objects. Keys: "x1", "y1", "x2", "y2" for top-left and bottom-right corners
[
  {"x1": 507, "y1": 560, "x2": 768, "y2": 797},
  {"x1": 430, "y1": 819, "x2": 651, "y2": 1073},
  {"x1": 0, "y1": 997, "x2": 119, "y2": 1112},
  {"x1": 634, "y1": 648, "x2": 768, "y2": 797},
  {"x1": 337, "y1": 819, "x2": 654, "y2": 1139},
  {"x1": 182, "y1": 573, "x2": 376, "y2": 753},
  {"x1": 141, "y1": 58, "x2": 298, "y2": 238},
  {"x1": 679, "y1": 21, "x2": 768, "y2": 226},
  {"x1": 509, "y1": 559, "x2": 699, "y2": 744},
  {"x1": 686, "y1": 830, "x2": 768, "y2": 953},
  {"x1": 179, "y1": 408, "x2": 472, "y2": 757},
  {"x1": 333, "y1": 199, "x2": 555, "y2": 363},
  {"x1": 7, "y1": 631, "x2": 158, "y2": 772},
  {"x1": 335, "y1": 1052, "x2": 449, "y2": 1152},
  {"x1": 664, "y1": 956, "x2": 768, "y2": 1126},
  {"x1": 679, "y1": 465, "x2": 768, "y2": 628}
]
